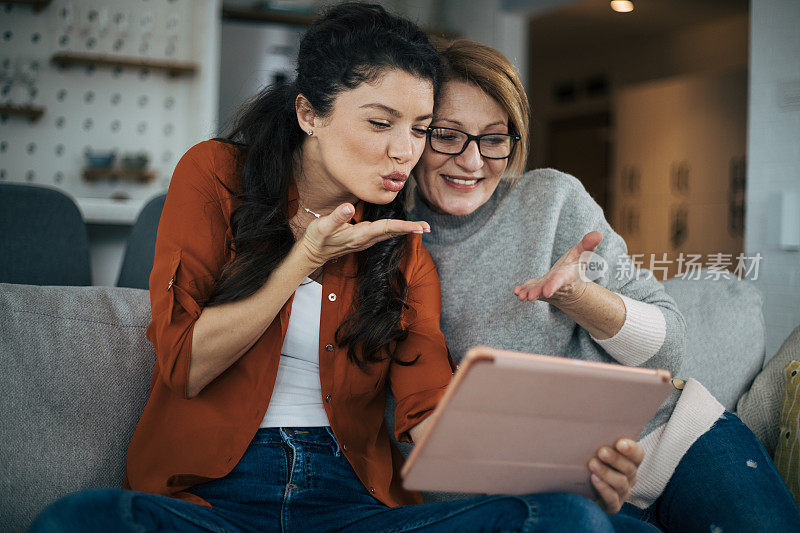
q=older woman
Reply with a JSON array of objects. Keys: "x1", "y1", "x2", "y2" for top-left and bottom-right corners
[{"x1": 407, "y1": 39, "x2": 800, "y2": 532}]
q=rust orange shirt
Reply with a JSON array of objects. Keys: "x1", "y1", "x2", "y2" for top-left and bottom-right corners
[{"x1": 123, "y1": 140, "x2": 455, "y2": 508}]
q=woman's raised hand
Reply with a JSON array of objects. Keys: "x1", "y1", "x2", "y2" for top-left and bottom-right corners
[
  {"x1": 297, "y1": 203, "x2": 430, "y2": 267},
  {"x1": 513, "y1": 231, "x2": 603, "y2": 305}
]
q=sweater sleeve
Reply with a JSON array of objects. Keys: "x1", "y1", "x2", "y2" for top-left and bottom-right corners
[
  {"x1": 589, "y1": 293, "x2": 667, "y2": 366},
  {"x1": 552, "y1": 172, "x2": 685, "y2": 377}
]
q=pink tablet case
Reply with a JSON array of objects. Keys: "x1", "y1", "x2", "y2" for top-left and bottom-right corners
[{"x1": 401, "y1": 346, "x2": 674, "y2": 498}]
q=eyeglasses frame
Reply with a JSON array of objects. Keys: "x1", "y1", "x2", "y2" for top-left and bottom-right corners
[{"x1": 426, "y1": 125, "x2": 521, "y2": 160}]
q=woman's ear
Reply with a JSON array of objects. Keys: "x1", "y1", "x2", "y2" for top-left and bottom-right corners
[{"x1": 295, "y1": 94, "x2": 316, "y2": 135}]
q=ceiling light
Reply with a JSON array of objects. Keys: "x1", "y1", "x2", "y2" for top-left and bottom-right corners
[{"x1": 610, "y1": 0, "x2": 634, "y2": 13}]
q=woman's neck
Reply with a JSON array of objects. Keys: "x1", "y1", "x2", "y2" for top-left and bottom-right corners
[{"x1": 295, "y1": 143, "x2": 358, "y2": 216}]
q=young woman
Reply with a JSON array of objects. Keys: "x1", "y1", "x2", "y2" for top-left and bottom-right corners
[
  {"x1": 30, "y1": 4, "x2": 653, "y2": 532},
  {"x1": 406, "y1": 37, "x2": 800, "y2": 532}
]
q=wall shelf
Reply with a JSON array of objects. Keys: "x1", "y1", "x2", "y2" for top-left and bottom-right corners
[
  {"x1": 74, "y1": 197, "x2": 146, "y2": 226},
  {"x1": 0, "y1": 104, "x2": 45, "y2": 121},
  {"x1": 221, "y1": 5, "x2": 459, "y2": 39},
  {"x1": 5, "y1": 0, "x2": 52, "y2": 12},
  {"x1": 51, "y1": 52, "x2": 198, "y2": 78},
  {"x1": 83, "y1": 167, "x2": 157, "y2": 184}
]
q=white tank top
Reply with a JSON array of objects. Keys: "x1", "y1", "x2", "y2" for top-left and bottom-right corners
[{"x1": 260, "y1": 278, "x2": 331, "y2": 428}]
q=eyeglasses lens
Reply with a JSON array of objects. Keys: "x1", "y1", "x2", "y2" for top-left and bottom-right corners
[{"x1": 428, "y1": 128, "x2": 513, "y2": 158}]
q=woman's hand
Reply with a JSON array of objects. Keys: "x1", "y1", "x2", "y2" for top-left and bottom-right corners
[
  {"x1": 589, "y1": 439, "x2": 644, "y2": 514},
  {"x1": 297, "y1": 203, "x2": 430, "y2": 267},
  {"x1": 513, "y1": 231, "x2": 603, "y2": 306}
]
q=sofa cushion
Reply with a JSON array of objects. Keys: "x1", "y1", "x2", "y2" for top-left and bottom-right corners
[
  {"x1": 774, "y1": 360, "x2": 800, "y2": 507},
  {"x1": 0, "y1": 283, "x2": 154, "y2": 532},
  {"x1": 737, "y1": 325, "x2": 800, "y2": 455},
  {"x1": 662, "y1": 272, "x2": 765, "y2": 410}
]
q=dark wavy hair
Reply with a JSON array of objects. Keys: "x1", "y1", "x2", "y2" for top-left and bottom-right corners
[{"x1": 206, "y1": 2, "x2": 443, "y2": 370}]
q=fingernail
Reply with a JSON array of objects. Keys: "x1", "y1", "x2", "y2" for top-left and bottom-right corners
[
  {"x1": 589, "y1": 459, "x2": 600, "y2": 471},
  {"x1": 342, "y1": 205, "x2": 354, "y2": 215},
  {"x1": 599, "y1": 448, "x2": 612, "y2": 460},
  {"x1": 413, "y1": 230, "x2": 424, "y2": 234},
  {"x1": 619, "y1": 440, "x2": 630, "y2": 451}
]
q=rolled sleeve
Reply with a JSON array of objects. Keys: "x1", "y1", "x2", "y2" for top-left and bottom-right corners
[
  {"x1": 590, "y1": 293, "x2": 667, "y2": 366},
  {"x1": 145, "y1": 141, "x2": 232, "y2": 399},
  {"x1": 390, "y1": 238, "x2": 456, "y2": 443}
]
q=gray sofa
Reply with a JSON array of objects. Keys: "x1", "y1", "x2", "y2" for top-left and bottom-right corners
[{"x1": 0, "y1": 274, "x2": 788, "y2": 531}]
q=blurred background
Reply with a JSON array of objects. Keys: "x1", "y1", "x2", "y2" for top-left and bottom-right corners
[{"x1": 0, "y1": 0, "x2": 797, "y2": 355}]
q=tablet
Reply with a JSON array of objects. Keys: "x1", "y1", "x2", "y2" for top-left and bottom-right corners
[{"x1": 401, "y1": 346, "x2": 674, "y2": 498}]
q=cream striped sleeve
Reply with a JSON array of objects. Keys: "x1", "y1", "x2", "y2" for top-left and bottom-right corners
[{"x1": 589, "y1": 293, "x2": 667, "y2": 367}]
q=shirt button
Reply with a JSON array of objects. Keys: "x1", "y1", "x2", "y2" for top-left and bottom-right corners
[
  {"x1": 325, "y1": 394, "x2": 332, "y2": 402},
  {"x1": 370, "y1": 486, "x2": 375, "y2": 493},
  {"x1": 325, "y1": 344, "x2": 334, "y2": 352},
  {"x1": 342, "y1": 443, "x2": 348, "y2": 452},
  {"x1": 328, "y1": 293, "x2": 337, "y2": 302}
]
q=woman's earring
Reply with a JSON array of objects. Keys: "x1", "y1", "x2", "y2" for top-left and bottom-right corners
[{"x1": 307, "y1": 130, "x2": 313, "y2": 136}]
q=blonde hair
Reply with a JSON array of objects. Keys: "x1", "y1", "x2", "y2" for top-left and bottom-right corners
[{"x1": 434, "y1": 38, "x2": 530, "y2": 180}]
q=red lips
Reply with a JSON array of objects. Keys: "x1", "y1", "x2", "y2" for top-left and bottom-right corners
[
  {"x1": 382, "y1": 171, "x2": 408, "y2": 193},
  {"x1": 382, "y1": 171, "x2": 408, "y2": 182}
]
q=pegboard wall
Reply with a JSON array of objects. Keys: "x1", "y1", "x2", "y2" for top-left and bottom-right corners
[{"x1": 0, "y1": 0, "x2": 219, "y2": 209}]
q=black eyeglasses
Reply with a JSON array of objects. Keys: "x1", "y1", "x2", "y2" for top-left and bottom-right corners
[{"x1": 426, "y1": 126, "x2": 520, "y2": 160}]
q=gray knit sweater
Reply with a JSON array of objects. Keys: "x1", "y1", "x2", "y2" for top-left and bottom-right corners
[{"x1": 408, "y1": 169, "x2": 686, "y2": 439}]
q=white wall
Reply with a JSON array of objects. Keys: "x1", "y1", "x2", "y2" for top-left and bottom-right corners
[
  {"x1": 0, "y1": 0, "x2": 221, "y2": 287},
  {"x1": 218, "y1": 21, "x2": 302, "y2": 132},
  {"x1": 442, "y1": 0, "x2": 529, "y2": 89},
  {"x1": 747, "y1": 0, "x2": 800, "y2": 359}
]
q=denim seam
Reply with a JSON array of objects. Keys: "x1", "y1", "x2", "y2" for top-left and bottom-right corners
[
  {"x1": 376, "y1": 496, "x2": 533, "y2": 533},
  {"x1": 120, "y1": 491, "x2": 146, "y2": 533},
  {"x1": 515, "y1": 496, "x2": 539, "y2": 533},
  {"x1": 306, "y1": 448, "x2": 314, "y2": 489},
  {"x1": 252, "y1": 439, "x2": 283, "y2": 445},
  {"x1": 123, "y1": 491, "x2": 234, "y2": 533},
  {"x1": 156, "y1": 506, "x2": 233, "y2": 533},
  {"x1": 289, "y1": 438, "x2": 334, "y2": 446},
  {"x1": 325, "y1": 426, "x2": 342, "y2": 456},
  {"x1": 280, "y1": 428, "x2": 298, "y2": 533}
]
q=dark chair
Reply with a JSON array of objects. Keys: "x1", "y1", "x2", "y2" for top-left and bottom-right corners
[
  {"x1": 0, "y1": 183, "x2": 91, "y2": 286},
  {"x1": 116, "y1": 194, "x2": 167, "y2": 289}
]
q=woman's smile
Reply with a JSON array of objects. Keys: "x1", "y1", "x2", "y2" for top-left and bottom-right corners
[{"x1": 441, "y1": 174, "x2": 485, "y2": 190}]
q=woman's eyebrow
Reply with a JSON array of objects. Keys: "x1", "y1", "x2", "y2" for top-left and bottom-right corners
[
  {"x1": 360, "y1": 103, "x2": 432, "y2": 121},
  {"x1": 435, "y1": 118, "x2": 507, "y2": 129},
  {"x1": 360, "y1": 103, "x2": 401, "y2": 117}
]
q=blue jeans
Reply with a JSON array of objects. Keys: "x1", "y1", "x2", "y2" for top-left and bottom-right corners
[
  {"x1": 32, "y1": 427, "x2": 655, "y2": 532},
  {"x1": 620, "y1": 411, "x2": 800, "y2": 533}
]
